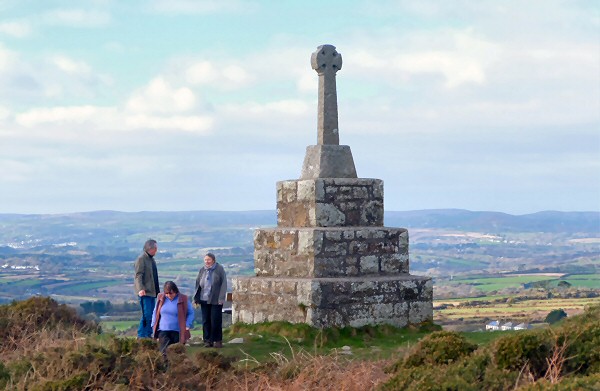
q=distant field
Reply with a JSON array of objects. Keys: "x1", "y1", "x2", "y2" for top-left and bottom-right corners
[
  {"x1": 448, "y1": 275, "x2": 557, "y2": 292},
  {"x1": 563, "y1": 273, "x2": 600, "y2": 288},
  {"x1": 5, "y1": 278, "x2": 41, "y2": 288},
  {"x1": 444, "y1": 273, "x2": 600, "y2": 292},
  {"x1": 55, "y1": 280, "x2": 127, "y2": 294},
  {"x1": 101, "y1": 320, "x2": 138, "y2": 332},
  {"x1": 435, "y1": 296, "x2": 599, "y2": 324}
]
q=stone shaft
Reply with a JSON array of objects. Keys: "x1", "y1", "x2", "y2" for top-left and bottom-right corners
[{"x1": 311, "y1": 44, "x2": 342, "y2": 145}]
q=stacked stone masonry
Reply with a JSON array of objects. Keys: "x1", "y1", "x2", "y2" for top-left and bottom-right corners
[
  {"x1": 277, "y1": 179, "x2": 383, "y2": 227},
  {"x1": 233, "y1": 276, "x2": 432, "y2": 328},
  {"x1": 254, "y1": 227, "x2": 409, "y2": 278}
]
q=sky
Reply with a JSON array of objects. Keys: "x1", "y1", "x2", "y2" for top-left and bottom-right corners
[{"x1": 0, "y1": 0, "x2": 598, "y2": 215}]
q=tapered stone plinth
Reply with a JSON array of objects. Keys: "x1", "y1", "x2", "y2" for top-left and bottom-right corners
[{"x1": 300, "y1": 145, "x2": 357, "y2": 179}]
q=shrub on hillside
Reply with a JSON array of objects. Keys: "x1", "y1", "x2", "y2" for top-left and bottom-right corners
[
  {"x1": 493, "y1": 331, "x2": 550, "y2": 378},
  {"x1": 544, "y1": 309, "x2": 567, "y2": 324},
  {"x1": 556, "y1": 305, "x2": 600, "y2": 376},
  {"x1": 518, "y1": 372, "x2": 600, "y2": 390},
  {"x1": 382, "y1": 351, "x2": 519, "y2": 391},
  {"x1": 399, "y1": 331, "x2": 478, "y2": 369},
  {"x1": 382, "y1": 307, "x2": 600, "y2": 390},
  {"x1": 0, "y1": 297, "x2": 98, "y2": 354}
]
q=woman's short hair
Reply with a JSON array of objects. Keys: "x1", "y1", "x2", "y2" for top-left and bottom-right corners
[
  {"x1": 163, "y1": 281, "x2": 179, "y2": 294},
  {"x1": 205, "y1": 252, "x2": 216, "y2": 262}
]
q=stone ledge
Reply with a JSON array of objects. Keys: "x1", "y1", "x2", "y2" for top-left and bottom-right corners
[{"x1": 233, "y1": 274, "x2": 430, "y2": 284}]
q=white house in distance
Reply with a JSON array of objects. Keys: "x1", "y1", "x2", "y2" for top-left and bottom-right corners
[
  {"x1": 514, "y1": 323, "x2": 532, "y2": 330},
  {"x1": 486, "y1": 321, "x2": 533, "y2": 331}
]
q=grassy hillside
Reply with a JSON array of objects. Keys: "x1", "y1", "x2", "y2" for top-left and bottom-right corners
[{"x1": 0, "y1": 297, "x2": 598, "y2": 390}]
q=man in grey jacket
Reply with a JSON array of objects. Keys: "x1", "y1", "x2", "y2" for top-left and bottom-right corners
[
  {"x1": 193, "y1": 253, "x2": 227, "y2": 348},
  {"x1": 134, "y1": 239, "x2": 160, "y2": 338}
]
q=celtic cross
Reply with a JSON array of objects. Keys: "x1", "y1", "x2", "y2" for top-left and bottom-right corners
[{"x1": 311, "y1": 44, "x2": 342, "y2": 145}]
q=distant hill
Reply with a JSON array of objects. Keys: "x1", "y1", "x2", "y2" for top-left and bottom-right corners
[
  {"x1": 0, "y1": 209, "x2": 598, "y2": 234},
  {"x1": 385, "y1": 209, "x2": 599, "y2": 233}
]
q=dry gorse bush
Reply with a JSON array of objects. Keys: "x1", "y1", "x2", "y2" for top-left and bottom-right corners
[{"x1": 226, "y1": 338, "x2": 390, "y2": 391}]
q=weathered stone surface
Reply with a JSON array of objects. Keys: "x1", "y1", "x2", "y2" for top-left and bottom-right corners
[
  {"x1": 277, "y1": 178, "x2": 383, "y2": 227},
  {"x1": 254, "y1": 227, "x2": 409, "y2": 278},
  {"x1": 300, "y1": 145, "x2": 357, "y2": 179},
  {"x1": 232, "y1": 44, "x2": 432, "y2": 329},
  {"x1": 232, "y1": 276, "x2": 433, "y2": 328},
  {"x1": 311, "y1": 44, "x2": 342, "y2": 146}
]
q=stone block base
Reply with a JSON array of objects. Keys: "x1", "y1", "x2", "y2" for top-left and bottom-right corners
[
  {"x1": 254, "y1": 227, "x2": 409, "y2": 277},
  {"x1": 232, "y1": 275, "x2": 432, "y2": 328},
  {"x1": 277, "y1": 178, "x2": 383, "y2": 227}
]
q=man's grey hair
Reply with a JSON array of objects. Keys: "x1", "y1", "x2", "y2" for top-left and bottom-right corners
[{"x1": 143, "y1": 239, "x2": 158, "y2": 252}]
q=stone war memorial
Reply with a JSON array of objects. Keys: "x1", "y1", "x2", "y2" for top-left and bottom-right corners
[{"x1": 232, "y1": 44, "x2": 433, "y2": 328}]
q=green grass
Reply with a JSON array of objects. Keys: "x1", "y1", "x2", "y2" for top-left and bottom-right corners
[
  {"x1": 448, "y1": 275, "x2": 559, "y2": 292},
  {"x1": 559, "y1": 274, "x2": 600, "y2": 289},
  {"x1": 5, "y1": 278, "x2": 41, "y2": 288},
  {"x1": 460, "y1": 330, "x2": 513, "y2": 345},
  {"x1": 185, "y1": 321, "x2": 441, "y2": 364},
  {"x1": 101, "y1": 320, "x2": 138, "y2": 332},
  {"x1": 57, "y1": 280, "x2": 126, "y2": 294}
]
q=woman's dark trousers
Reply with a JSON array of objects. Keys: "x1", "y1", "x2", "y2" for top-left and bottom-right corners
[
  {"x1": 158, "y1": 330, "x2": 180, "y2": 356},
  {"x1": 200, "y1": 301, "x2": 223, "y2": 343}
]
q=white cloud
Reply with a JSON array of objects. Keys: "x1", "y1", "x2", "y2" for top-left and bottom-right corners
[
  {"x1": 184, "y1": 60, "x2": 254, "y2": 89},
  {"x1": 0, "y1": 159, "x2": 34, "y2": 182},
  {"x1": 44, "y1": 9, "x2": 111, "y2": 27},
  {"x1": 147, "y1": 0, "x2": 250, "y2": 14},
  {"x1": 51, "y1": 55, "x2": 91, "y2": 75},
  {"x1": 103, "y1": 41, "x2": 126, "y2": 53},
  {"x1": 124, "y1": 114, "x2": 213, "y2": 133},
  {"x1": 224, "y1": 99, "x2": 309, "y2": 116},
  {"x1": 296, "y1": 73, "x2": 314, "y2": 93},
  {"x1": 0, "y1": 43, "x2": 17, "y2": 71},
  {"x1": 0, "y1": 106, "x2": 10, "y2": 121},
  {"x1": 13, "y1": 104, "x2": 213, "y2": 134},
  {"x1": 15, "y1": 105, "x2": 114, "y2": 127},
  {"x1": 222, "y1": 65, "x2": 251, "y2": 84},
  {"x1": 0, "y1": 21, "x2": 32, "y2": 38},
  {"x1": 126, "y1": 77, "x2": 196, "y2": 113},
  {"x1": 348, "y1": 29, "x2": 500, "y2": 88},
  {"x1": 185, "y1": 61, "x2": 217, "y2": 84}
]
